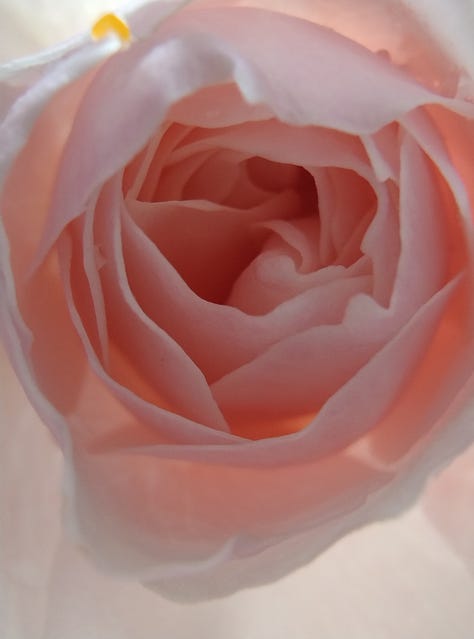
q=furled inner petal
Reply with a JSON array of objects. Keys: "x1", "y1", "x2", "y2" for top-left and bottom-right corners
[
  {"x1": 213, "y1": 277, "x2": 460, "y2": 444},
  {"x1": 121, "y1": 203, "x2": 371, "y2": 386},
  {"x1": 58, "y1": 231, "x2": 237, "y2": 449},
  {"x1": 226, "y1": 226, "x2": 372, "y2": 316},
  {"x1": 127, "y1": 188, "x2": 303, "y2": 304},
  {"x1": 314, "y1": 167, "x2": 377, "y2": 264},
  {"x1": 361, "y1": 122, "x2": 401, "y2": 183},
  {"x1": 94, "y1": 176, "x2": 231, "y2": 431},
  {"x1": 209, "y1": 133, "x2": 452, "y2": 433},
  {"x1": 125, "y1": 124, "x2": 193, "y2": 201}
]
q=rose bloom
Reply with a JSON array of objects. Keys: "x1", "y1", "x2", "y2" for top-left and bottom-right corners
[{"x1": 1, "y1": 0, "x2": 474, "y2": 622}]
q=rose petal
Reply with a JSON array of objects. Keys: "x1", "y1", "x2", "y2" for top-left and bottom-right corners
[
  {"x1": 30, "y1": 5, "x2": 468, "y2": 266},
  {"x1": 41, "y1": 509, "x2": 474, "y2": 638},
  {"x1": 3, "y1": 338, "x2": 474, "y2": 635},
  {"x1": 122, "y1": 198, "x2": 371, "y2": 382}
]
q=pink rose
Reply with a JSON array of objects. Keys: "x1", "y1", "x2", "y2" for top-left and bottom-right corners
[{"x1": 1, "y1": 0, "x2": 474, "y2": 602}]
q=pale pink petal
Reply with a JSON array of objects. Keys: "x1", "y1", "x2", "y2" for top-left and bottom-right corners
[
  {"x1": 58, "y1": 232, "x2": 235, "y2": 446},
  {"x1": 3, "y1": 340, "x2": 474, "y2": 636},
  {"x1": 212, "y1": 278, "x2": 458, "y2": 432},
  {"x1": 97, "y1": 178, "x2": 230, "y2": 430},
  {"x1": 402, "y1": 0, "x2": 474, "y2": 85},
  {"x1": 31, "y1": 5, "x2": 466, "y2": 265},
  {"x1": 122, "y1": 200, "x2": 371, "y2": 382},
  {"x1": 212, "y1": 132, "x2": 453, "y2": 425},
  {"x1": 36, "y1": 509, "x2": 474, "y2": 639},
  {"x1": 181, "y1": 0, "x2": 463, "y2": 94}
]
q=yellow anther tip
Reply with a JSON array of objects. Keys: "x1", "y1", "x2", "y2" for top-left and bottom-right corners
[{"x1": 91, "y1": 13, "x2": 131, "y2": 43}]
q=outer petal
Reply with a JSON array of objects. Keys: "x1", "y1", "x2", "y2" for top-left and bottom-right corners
[
  {"x1": 181, "y1": 0, "x2": 473, "y2": 93},
  {"x1": 2, "y1": 0, "x2": 474, "y2": 85},
  {"x1": 402, "y1": 0, "x2": 474, "y2": 85},
  {"x1": 41, "y1": 511, "x2": 474, "y2": 639},
  {"x1": 2, "y1": 348, "x2": 474, "y2": 638}
]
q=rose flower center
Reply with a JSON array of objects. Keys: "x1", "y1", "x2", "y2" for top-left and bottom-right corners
[{"x1": 123, "y1": 121, "x2": 375, "y2": 318}]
